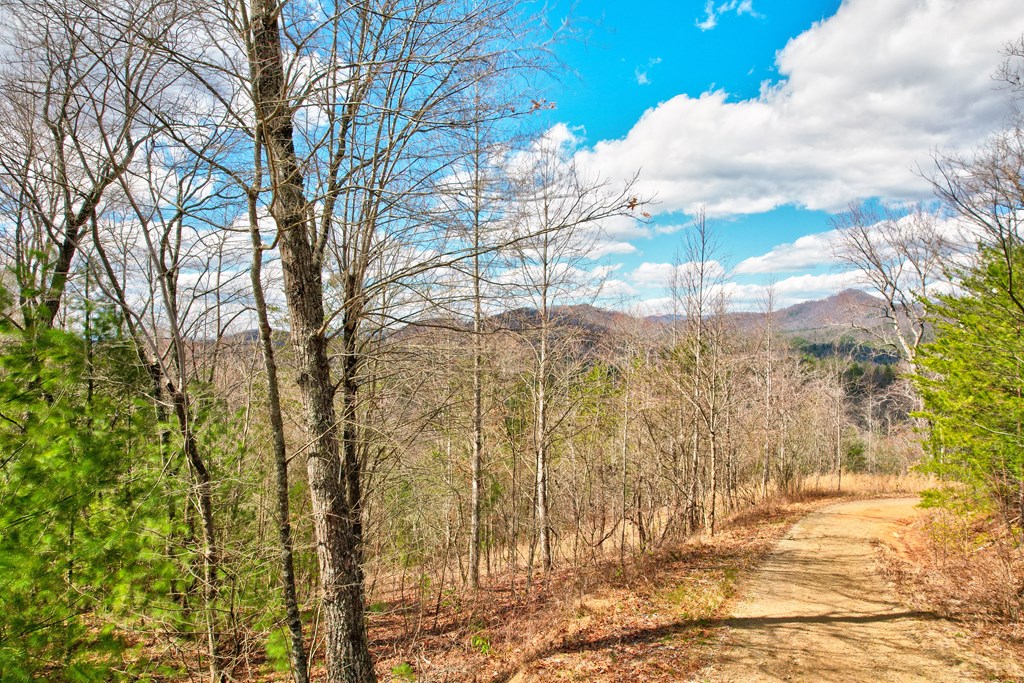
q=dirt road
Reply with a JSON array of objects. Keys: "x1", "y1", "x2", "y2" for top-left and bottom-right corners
[{"x1": 700, "y1": 497, "x2": 982, "y2": 683}]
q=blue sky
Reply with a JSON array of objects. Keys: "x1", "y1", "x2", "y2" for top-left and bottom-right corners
[{"x1": 535, "y1": 0, "x2": 1024, "y2": 311}]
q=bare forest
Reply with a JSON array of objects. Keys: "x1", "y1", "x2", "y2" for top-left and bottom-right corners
[{"x1": 0, "y1": 1, "x2": 1021, "y2": 682}]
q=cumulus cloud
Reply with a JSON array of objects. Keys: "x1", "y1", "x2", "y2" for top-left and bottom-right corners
[
  {"x1": 580, "y1": 0, "x2": 1024, "y2": 218},
  {"x1": 627, "y1": 260, "x2": 727, "y2": 288},
  {"x1": 733, "y1": 211, "x2": 972, "y2": 275},
  {"x1": 720, "y1": 271, "x2": 867, "y2": 309},
  {"x1": 734, "y1": 230, "x2": 841, "y2": 274},
  {"x1": 591, "y1": 240, "x2": 638, "y2": 258},
  {"x1": 633, "y1": 271, "x2": 864, "y2": 314},
  {"x1": 595, "y1": 213, "x2": 653, "y2": 240},
  {"x1": 629, "y1": 262, "x2": 679, "y2": 287},
  {"x1": 653, "y1": 223, "x2": 692, "y2": 235},
  {"x1": 635, "y1": 296, "x2": 675, "y2": 316},
  {"x1": 598, "y1": 278, "x2": 639, "y2": 300}
]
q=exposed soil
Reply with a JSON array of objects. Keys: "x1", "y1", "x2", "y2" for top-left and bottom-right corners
[
  {"x1": 187, "y1": 489, "x2": 997, "y2": 682},
  {"x1": 697, "y1": 498, "x2": 993, "y2": 682}
]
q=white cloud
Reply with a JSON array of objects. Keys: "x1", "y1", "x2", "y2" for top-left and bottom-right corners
[
  {"x1": 504, "y1": 122, "x2": 580, "y2": 182},
  {"x1": 718, "y1": 271, "x2": 867, "y2": 310},
  {"x1": 734, "y1": 230, "x2": 841, "y2": 274},
  {"x1": 733, "y1": 210, "x2": 973, "y2": 275},
  {"x1": 636, "y1": 296, "x2": 675, "y2": 316},
  {"x1": 591, "y1": 240, "x2": 638, "y2": 258},
  {"x1": 594, "y1": 213, "x2": 653, "y2": 240},
  {"x1": 629, "y1": 262, "x2": 678, "y2": 287},
  {"x1": 653, "y1": 223, "x2": 691, "y2": 235},
  {"x1": 628, "y1": 260, "x2": 726, "y2": 288},
  {"x1": 697, "y1": 0, "x2": 760, "y2": 32},
  {"x1": 634, "y1": 270, "x2": 864, "y2": 313},
  {"x1": 635, "y1": 57, "x2": 663, "y2": 86},
  {"x1": 597, "y1": 278, "x2": 639, "y2": 300},
  {"x1": 696, "y1": 1, "x2": 719, "y2": 31},
  {"x1": 581, "y1": 0, "x2": 1024, "y2": 218}
]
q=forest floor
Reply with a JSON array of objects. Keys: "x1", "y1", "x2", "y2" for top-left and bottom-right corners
[
  {"x1": 364, "y1": 495, "x2": 824, "y2": 683},
  {"x1": 361, "y1": 484, "x2": 1021, "y2": 683},
  {"x1": 354, "y1": 483, "x2": 919, "y2": 683},
  {"x1": 242, "y1": 478, "x2": 1021, "y2": 682}
]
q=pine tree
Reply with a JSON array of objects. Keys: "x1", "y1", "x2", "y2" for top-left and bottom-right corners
[
  {"x1": 915, "y1": 245, "x2": 1024, "y2": 535},
  {"x1": 0, "y1": 301, "x2": 171, "y2": 681}
]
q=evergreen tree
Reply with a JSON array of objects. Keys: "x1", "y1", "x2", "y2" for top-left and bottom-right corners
[
  {"x1": 0, "y1": 303, "x2": 172, "y2": 681},
  {"x1": 915, "y1": 245, "x2": 1024, "y2": 533}
]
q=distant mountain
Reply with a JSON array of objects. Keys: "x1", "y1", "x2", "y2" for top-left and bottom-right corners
[
  {"x1": 230, "y1": 289, "x2": 893, "y2": 352},
  {"x1": 773, "y1": 289, "x2": 887, "y2": 337},
  {"x1": 483, "y1": 292, "x2": 893, "y2": 353},
  {"x1": 488, "y1": 304, "x2": 632, "y2": 334},
  {"x1": 645, "y1": 289, "x2": 888, "y2": 341},
  {"x1": 482, "y1": 304, "x2": 657, "y2": 356}
]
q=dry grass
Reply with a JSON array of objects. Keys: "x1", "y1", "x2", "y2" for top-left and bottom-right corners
[
  {"x1": 877, "y1": 504, "x2": 1024, "y2": 682},
  {"x1": 803, "y1": 471, "x2": 938, "y2": 496},
  {"x1": 363, "y1": 504, "x2": 810, "y2": 683},
  {"x1": 358, "y1": 478, "x2": 926, "y2": 683},
  {"x1": 154, "y1": 474, "x2": 927, "y2": 681}
]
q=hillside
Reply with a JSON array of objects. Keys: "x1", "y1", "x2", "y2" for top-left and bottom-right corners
[
  {"x1": 482, "y1": 289, "x2": 889, "y2": 345},
  {"x1": 775, "y1": 288, "x2": 888, "y2": 336},
  {"x1": 722, "y1": 288, "x2": 887, "y2": 339}
]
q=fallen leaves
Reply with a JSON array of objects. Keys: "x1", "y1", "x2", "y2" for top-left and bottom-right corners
[{"x1": 365, "y1": 496, "x2": 833, "y2": 682}]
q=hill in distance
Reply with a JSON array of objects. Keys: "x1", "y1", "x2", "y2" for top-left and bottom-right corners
[
  {"x1": 646, "y1": 289, "x2": 887, "y2": 338},
  {"x1": 232, "y1": 289, "x2": 894, "y2": 357},
  {"x1": 481, "y1": 289, "x2": 892, "y2": 352}
]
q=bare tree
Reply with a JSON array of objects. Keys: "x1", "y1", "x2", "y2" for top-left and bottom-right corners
[
  {"x1": 759, "y1": 284, "x2": 776, "y2": 500},
  {"x1": 830, "y1": 204, "x2": 956, "y2": 364},
  {"x1": 505, "y1": 133, "x2": 638, "y2": 575},
  {"x1": 240, "y1": 1, "x2": 547, "y2": 679},
  {"x1": 0, "y1": 0, "x2": 177, "y2": 330},
  {"x1": 432, "y1": 80, "x2": 525, "y2": 590},
  {"x1": 670, "y1": 209, "x2": 727, "y2": 533},
  {"x1": 997, "y1": 36, "x2": 1024, "y2": 96}
]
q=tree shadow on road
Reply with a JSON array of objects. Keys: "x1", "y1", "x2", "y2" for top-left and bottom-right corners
[{"x1": 492, "y1": 609, "x2": 941, "y2": 682}]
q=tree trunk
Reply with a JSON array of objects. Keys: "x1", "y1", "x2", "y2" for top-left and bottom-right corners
[
  {"x1": 248, "y1": 1, "x2": 375, "y2": 680},
  {"x1": 688, "y1": 424, "x2": 700, "y2": 534},
  {"x1": 836, "y1": 410, "x2": 843, "y2": 493},
  {"x1": 469, "y1": 228, "x2": 483, "y2": 589},
  {"x1": 620, "y1": 386, "x2": 629, "y2": 565},
  {"x1": 708, "y1": 429, "x2": 718, "y2": 535},
  {"x1": 156, "y1": 221, "x2": 225, "y2": 683},
  {"x1": 536, "y1": 327, "x2": 551, "y2": 572},
  {"x1": 249, "y1": 204, "x2": 310, "y2": 683},
  {"x1": 171, "y1": 389, "x2": 224, "y2": 683},
  {"x1": 762, "y1": 346, "x2": 772, "y2": 501}
]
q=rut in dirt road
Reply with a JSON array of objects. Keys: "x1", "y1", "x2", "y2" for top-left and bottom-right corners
[{"x1": 700, "y1": 498, "x2": 982, "y2": 683}]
